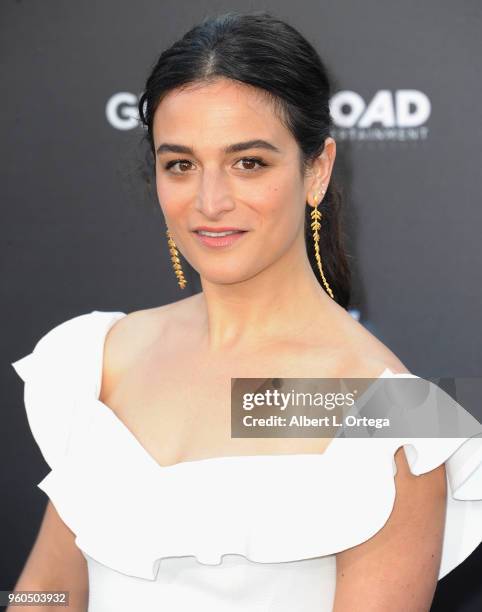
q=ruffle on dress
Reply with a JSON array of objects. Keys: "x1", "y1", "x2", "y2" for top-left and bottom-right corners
[{"x1": 11, "y1": 310, "x2": 482, "y2": 581}]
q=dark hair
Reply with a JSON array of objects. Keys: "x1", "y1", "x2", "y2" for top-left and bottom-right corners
[{"x1": 138, "y1": 10, "x2": 351, "y2": 308}]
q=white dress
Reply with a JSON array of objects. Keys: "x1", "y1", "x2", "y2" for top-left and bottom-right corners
[{"x1": 10, "y1": 310, "x2": 482, "y2": 612}]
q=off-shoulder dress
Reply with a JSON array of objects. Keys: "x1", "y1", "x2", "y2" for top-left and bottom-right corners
[{"x1": 11, "y1": 310, "x2": 482, "y2": 612}]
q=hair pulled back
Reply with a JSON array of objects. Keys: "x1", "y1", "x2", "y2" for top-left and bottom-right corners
[{"x1": 138, "y1": 10, "x2": 351, "y2": 308}]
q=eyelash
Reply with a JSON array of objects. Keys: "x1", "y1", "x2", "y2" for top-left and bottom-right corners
[{"x1": 163, "y1": 156, "x2": 269, "y2": 174}]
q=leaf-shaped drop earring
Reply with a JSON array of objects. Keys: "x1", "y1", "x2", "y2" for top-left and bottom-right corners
[
  {"x1": 166, "y1": 228, "x2": 187, "y2": 289},
  {"x1": 310, "y1": 186, "x2": 335, "y2": 300}
]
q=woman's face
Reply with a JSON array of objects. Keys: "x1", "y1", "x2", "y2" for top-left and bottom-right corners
[{"x1": 152, "y1": 77, "x2": 334, "y2": 285}]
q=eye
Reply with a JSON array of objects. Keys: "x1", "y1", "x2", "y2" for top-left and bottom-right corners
[
  {"x1": 162, "y1": 156, "x2": 269, "y2": 175},
  {"x1": 163, "y1": 159, "x2": 193, "y2": 174},
  {"x1": 234, "y1": 157, "x2": 268, "y2": 171}
]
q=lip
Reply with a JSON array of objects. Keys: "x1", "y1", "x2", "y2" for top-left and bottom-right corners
[
  {"x1": 193, "y1": 229, "x2": 248, "y2": 249},
  {"x1": 192, "y1": 226, "x2": 246, "y2": 232}
]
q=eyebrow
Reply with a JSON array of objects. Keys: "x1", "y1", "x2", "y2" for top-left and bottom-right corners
[{"x1": 156, "y1": 139, "x2": 281, "y2": 156}]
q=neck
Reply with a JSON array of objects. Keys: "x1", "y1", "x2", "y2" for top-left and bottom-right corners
[{"x1": 195, "y1": 233, "x2": 340, "y2": 354}]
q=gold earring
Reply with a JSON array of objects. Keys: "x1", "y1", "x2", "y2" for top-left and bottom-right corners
[
  {"x1": 310, "y1": 188, "x2": 335, "y2": 300},
  {"x1": 166, "y1": 228, "x2": 187, "y2": 289}
]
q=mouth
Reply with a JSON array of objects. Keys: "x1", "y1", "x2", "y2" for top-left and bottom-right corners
[{"x1": 192, "y1": 229, "x2": 248, "y2": 248}]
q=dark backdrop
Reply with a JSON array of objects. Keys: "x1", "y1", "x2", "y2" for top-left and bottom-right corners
[{"x1": 2, "y1": 1, "x2": 481, "y2": 610}]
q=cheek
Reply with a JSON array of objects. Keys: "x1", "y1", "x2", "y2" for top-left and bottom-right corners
[
  {"x1": 155, "y1": 169, "x2": 165, "y2": 206},
  {"x1": 255, "y1": 178, "x2": 303, "y2": 232},
  {"x1": 155, "y1": 172, "x2": 185, "y2": 217}
]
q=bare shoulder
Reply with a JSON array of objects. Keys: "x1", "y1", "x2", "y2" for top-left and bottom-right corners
[
  {"x1": 100, "y1": 295, "x2": 200, "y2": 394},
  {"x1": 320, "y1": 306, "x2": 411, "y2": 377}
]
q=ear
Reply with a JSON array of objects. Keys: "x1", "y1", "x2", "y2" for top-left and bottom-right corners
[{"x1": 305, "y1": 137, "x2": 337, "y2": 207}]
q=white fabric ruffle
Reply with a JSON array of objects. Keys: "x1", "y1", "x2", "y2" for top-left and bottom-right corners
[{"x1": 11, "y1": 310, "x2": 482, "y2": 581}]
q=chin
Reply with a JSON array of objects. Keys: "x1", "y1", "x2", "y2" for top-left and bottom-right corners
[{"x1": 199, "y1": 269, "x2": 255, "y2": 286}]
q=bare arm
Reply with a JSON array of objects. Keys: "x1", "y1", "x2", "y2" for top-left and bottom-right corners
[
  {"x1": 333, "y1": 445, "x2": 447, "y2": 612},
  {"x1": 7, "y1": 501, "x2": 88, "y2": 611}
]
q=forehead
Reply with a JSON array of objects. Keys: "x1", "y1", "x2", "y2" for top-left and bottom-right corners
[{"x1": 152, "y1": 78, "x2": 291, "y2": 147}]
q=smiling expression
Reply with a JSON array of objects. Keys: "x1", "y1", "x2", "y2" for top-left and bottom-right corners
[{"x1": 153, "y1": 77, "x2": 333, "y2": 284}]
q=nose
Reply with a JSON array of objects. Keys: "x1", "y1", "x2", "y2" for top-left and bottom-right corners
[{"x1": 194, "y1": 167, "x2": 235, "y2": 218}]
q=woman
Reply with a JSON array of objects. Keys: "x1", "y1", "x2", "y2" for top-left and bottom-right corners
[{"x1": 10, "y1": 10, "x2": 482, "y2": 612}]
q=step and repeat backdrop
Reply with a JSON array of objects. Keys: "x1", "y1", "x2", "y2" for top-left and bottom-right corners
[{"x1": 2, "y1": 1, "x2": 481, "y2": 609}]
